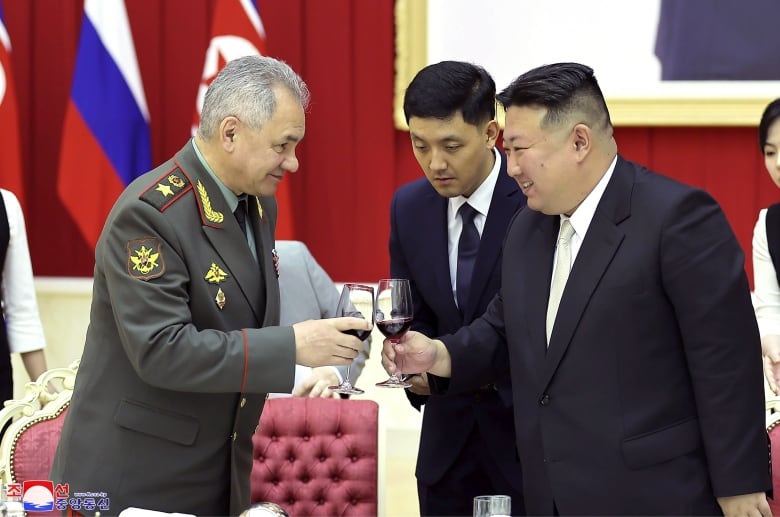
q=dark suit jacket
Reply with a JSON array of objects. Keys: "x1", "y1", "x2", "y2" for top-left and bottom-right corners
[
  {"x1": 437, "y1": 156, "x2": 770, "y2": 515},
  {"x1": 389, "y1": 151, "x2": 526, "y2": 487},
  {"x1": 51, "y1": 141, "x2": 296, "y2": 516}
]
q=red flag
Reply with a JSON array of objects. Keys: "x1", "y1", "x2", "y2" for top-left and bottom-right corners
[
  {"x1": 0, "y1": 1, "x2": 26, "y2": 213},
  {"x1": 194, "y1": 0, "x2": 295, "y2": 240}
]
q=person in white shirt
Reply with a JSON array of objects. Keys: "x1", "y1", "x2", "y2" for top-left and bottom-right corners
[
  {"x1": 751, "y1": 97, "x2": 780, "y2": 394},
  {"x1": 0, "y1": 188, "x2": 48, "y2": 403},
  {"x1": 270, "y1": 240, "x2": 370, "y2": 398}
]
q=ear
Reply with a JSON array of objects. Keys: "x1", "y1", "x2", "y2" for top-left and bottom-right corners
[
  {"x1": 484, "y1": 119, "x2": 500, "y2": 148},
  {"x1": 220, "y1": 116, "x2": 240, "y2": 149},
  {"x1": 571, "y1": 123, "x2": 591, "y2": 160}
]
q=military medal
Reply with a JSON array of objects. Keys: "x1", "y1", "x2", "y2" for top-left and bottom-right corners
[
  {"x1": 215, "y1": 288, "x2": 226, "y2": 310},
  {"x1": 205, "y1": 263, "x2": 229, "y2": 309}
]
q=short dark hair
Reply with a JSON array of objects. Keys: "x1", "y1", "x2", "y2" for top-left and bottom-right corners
[
  {"x1": 403, "y1": 61, "x2": 496, "y2": 126},
  {"x1": 497, "y1": 62, "x2": 612, "y2": 131},
  {"x1": 759, "y1": 98, "x2": 780, "y2": 150}
]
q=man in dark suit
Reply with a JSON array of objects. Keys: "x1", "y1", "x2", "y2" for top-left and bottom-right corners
[
  {"x1": 389, "y1": 60, "x2": 525, "y2": 516},
  {"x1": 383, "y1": 62, "x2": 771, "y2": 516},
  {"x1": 50, "y1": 56, "x2": 369, "y2": 516}
]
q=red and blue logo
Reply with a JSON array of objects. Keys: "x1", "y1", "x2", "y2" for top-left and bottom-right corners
[{"x1": 22, "y1": 480, "x2": 54, "y2": 512}]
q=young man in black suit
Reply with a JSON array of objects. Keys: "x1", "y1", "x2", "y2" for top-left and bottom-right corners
[{"x1": 389, "y1": 60, "x2": 526, "y2": 516}]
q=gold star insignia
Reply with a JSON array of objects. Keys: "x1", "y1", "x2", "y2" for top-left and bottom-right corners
[{"x1": 155, "y1": 183, "x2": 174, "y2": 197}]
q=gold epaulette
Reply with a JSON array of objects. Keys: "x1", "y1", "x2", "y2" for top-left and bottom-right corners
[{"x1": 139, "y1": 170, "x2": 192, "y2": 212}]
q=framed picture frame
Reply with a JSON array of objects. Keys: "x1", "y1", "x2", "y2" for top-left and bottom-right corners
[{"x1": 394, "y1": 0, "x2": 780, "y2": 128}]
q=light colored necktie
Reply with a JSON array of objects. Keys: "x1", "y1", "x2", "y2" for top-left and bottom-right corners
[{"x1": 546, "y1": 219, "x2": 575, "y2": 345}]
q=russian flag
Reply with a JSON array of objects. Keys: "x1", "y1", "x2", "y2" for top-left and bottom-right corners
[
  {"x1": 57, "y1": 0, "x2": 151, "y2": 250},
  {"x1": 0, "y1": 0, "x2": 26, "y2": 213},
  {"x1": 193, "y1": 0, "x2": 296, "y2": 240}
]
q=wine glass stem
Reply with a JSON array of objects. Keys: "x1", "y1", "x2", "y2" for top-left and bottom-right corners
[
  {"x1": 391, "y1": 339, "x2": 403, "y2": 380},
  {"x1": 344, "y1": 364, "x2": 352, "y2": 385}
]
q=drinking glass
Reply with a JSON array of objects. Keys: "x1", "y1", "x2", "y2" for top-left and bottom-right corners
[
  {"x1": 375, "y1": 278, "x2": 413, "y2": 388},
  {"x1": 328, "y1": 283, "x2": 374, "y2": 395},
  {"x1": 473, "y1": 495, "x2": 511, "y2": 517}
]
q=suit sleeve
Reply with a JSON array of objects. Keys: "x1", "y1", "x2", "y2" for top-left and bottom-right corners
[
  {"x1": 435, "y1": 292, "x2": 510, "y2": 395},
  {"x1": 661, "y1": 190, "x2": 770, "y2": 496}
]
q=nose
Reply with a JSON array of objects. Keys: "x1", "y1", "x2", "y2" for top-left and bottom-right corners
[
  {"x1": 429, "y1": 149, "x2": 447, "y2": 172},
  {"x1": 506, "y1": 154, "x2": 521, "y2": 177},
  {"x1": 284, "y1": 154, "x2": 299, "y2": 173}
]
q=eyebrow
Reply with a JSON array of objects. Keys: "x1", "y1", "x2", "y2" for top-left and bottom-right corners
[
  {"x1": 281, "y1": 134, "x2": 302, "y2": 144},
  {"x1": 410, "y1": 132, "x2": 463, "y2": 143}
]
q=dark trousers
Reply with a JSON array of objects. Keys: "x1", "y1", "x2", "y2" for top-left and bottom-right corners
[{"x1": 417, "y1": 426, "x2": 525, "y2": 517}]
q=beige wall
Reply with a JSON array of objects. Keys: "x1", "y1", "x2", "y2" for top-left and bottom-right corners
[{"x1": 15, "y1": 277, "x2": 422, "y2": 517}]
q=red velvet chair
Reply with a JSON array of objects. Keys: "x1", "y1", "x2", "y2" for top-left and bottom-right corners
[
  {"x1": 0, "y1": 361, "x2": 78, "y2": 517},
  {"x1": 251, "y1": 397, "x2": 379, "y2": 517}
]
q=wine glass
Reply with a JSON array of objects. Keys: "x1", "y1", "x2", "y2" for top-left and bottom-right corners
[
  {"x1": 375, "y1": 278, "x2": 414, "y2": 388},
  {"x1": 328, "y1": 283, "x2": 374, "y2": 395}
]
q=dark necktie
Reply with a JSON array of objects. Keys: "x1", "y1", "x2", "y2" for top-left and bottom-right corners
[
  {"x1": 234, "y1": 197, "x2": 248, "y2": 239},
  {"x1": 456, "y1": 203, "x2": 480, "y2": 315}
]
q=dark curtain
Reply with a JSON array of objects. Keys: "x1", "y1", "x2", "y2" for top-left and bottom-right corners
[{"x1": 2, "y1": 0, "x2": 776, "y2": 287}]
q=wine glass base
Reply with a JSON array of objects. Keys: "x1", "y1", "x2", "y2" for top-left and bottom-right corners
[
  {"x1": 328, "y1": 384, "x2": 365, "y2": 395},
  {"x1": 375, "y1": 378, "x2": 412, "y2": 388}
]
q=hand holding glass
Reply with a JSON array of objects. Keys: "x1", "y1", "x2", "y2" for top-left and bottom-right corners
[
  {"x1": 375, "y1": 278, "x2": 413, "y2": 388},
  {"x1": 328, "y1": 283, "x2": 374, "y2": 395}
]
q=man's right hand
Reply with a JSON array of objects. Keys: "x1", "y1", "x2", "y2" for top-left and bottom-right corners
[
  {"x1": 382, "y1": 330, "x2": 452, "y2": 378},
  {"x1": 292, "y1": 317, "x2": 370, "y2": 367}
]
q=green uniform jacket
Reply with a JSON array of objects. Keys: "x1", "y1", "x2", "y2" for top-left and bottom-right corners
[{"x1": 51, "y1": 141, "x2": 295, "y2": 516}]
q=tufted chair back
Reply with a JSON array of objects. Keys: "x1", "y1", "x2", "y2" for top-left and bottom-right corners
[
  {"x1": 251, "y1": 397, "x2": 379, "y2": 517},
  {"x1": 0, "y1": 361, "x2": 78, "y2": 516}
]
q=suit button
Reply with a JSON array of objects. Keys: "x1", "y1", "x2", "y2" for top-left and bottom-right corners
[
  {"x1": 540, "y1": 394, "x2": 550, "y2": 406},
  {"x1": 240, "y1": 397, "x2": 246, "y2": 408}
]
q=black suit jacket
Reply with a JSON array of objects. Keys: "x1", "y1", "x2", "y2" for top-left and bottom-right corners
[
  {"x1": 436, "y1": 156, "x2": 771, "y2": 515},
  {"x1": 389, "y1": 152, "x2": 526, "y2": 486}
]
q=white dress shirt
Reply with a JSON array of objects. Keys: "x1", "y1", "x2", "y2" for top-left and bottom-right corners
[
  {"x1": 551, "y1": 156, "x2": 618, "y2": 279},
  {"x1": 752, "y1": 208, "x2": 780, "y2": 337},
  {"x1": 0, "y1": 189, "x2": 46, "y2": 353}
]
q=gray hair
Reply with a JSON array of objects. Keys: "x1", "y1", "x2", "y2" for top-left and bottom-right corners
[{"x1": 197, "y1": 55, "x2": 310, "y2": 140}]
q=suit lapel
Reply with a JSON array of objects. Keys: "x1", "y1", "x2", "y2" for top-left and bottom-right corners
[
  {"x1": 175, "y1": 145, "x2": 265, "y2": 322},
  {"x1": 424, "y1": 193, "x2": 461, "y2": 322},
  {"x1": 539, "y1": 157, "x2": 633, "y2": 391},
  {"x1": 525, "y1": 214, "x2": 558, "y2": 367},
  {"x1": 464, "y1": 159, "x2": 521, "y2": 320},
  {"x1": 249, "y1": 195, "x2": 280, "y2": 326}
]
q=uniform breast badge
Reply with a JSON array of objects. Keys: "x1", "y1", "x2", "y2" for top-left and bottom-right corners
[
  {"x1": 272, "y1": 248, "x2": 279, "y2": 278},
  {"x1": 205, "y1": 262, "x2": 229, "y2": 309}
]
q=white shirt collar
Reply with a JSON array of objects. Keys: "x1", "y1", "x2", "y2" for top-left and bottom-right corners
[
  {"x1": 564, "y1": 154, "x2": 618, "y2": 241},
  {"x1": 449, "y1": 147, "x2": 501, "y2": 221}
]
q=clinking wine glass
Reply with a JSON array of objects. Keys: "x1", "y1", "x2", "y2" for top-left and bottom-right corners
[
  {"x1": 328, "y1": 283, "x2": 374, "y2": 396},
  {"x1": 375, "y1": 278, "x2": 414, "y2": 388}
]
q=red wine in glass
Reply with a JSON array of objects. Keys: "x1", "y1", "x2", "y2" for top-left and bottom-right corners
[
  {"x1": 343, "y1": 327, "x2": 373, "y2": 341},
  {"x1": 328, "y1": 284, "x2": 374, "y2": 396},
  {"x1": 375, "y1": 278, "x2": 414, "y2": 388},
  {"x1": 376, "y1": 318, "x2": 412, "y2": 340}
]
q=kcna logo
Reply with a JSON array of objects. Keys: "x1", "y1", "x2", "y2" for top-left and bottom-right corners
[{"x1": 21, "y1": 480, "x2": 54, "y2": 512}]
